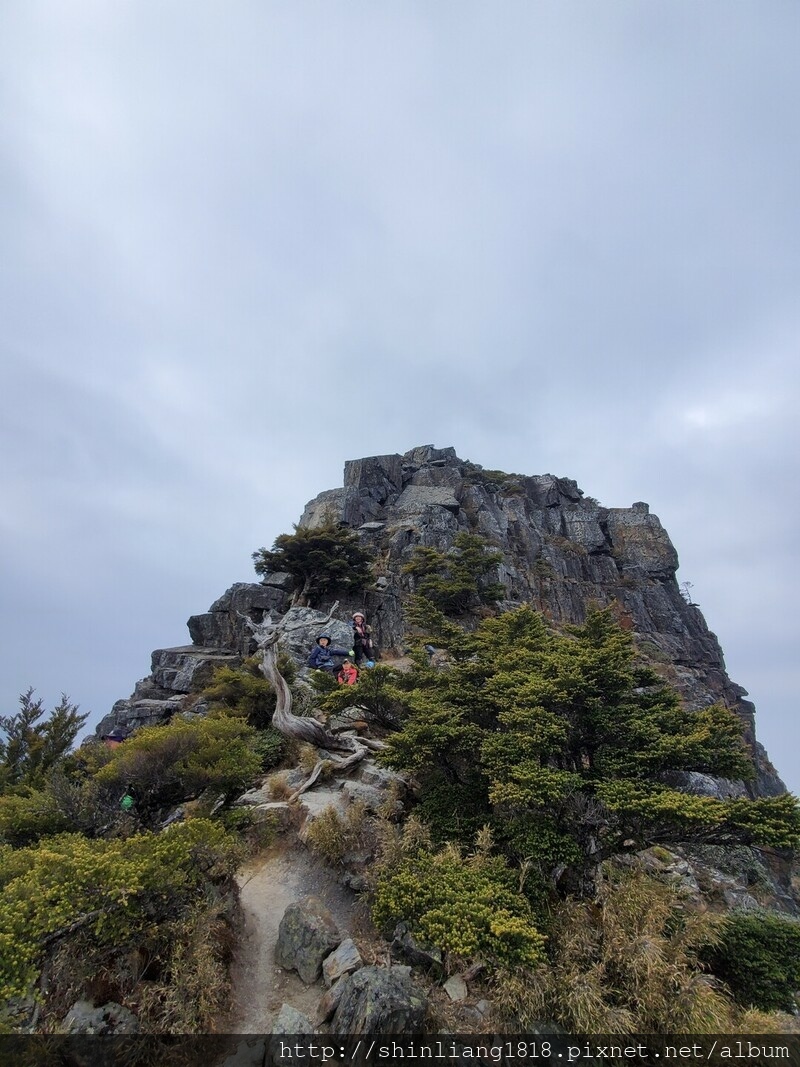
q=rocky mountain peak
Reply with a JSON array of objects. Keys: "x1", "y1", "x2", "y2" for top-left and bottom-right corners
[{"x1": 98, "y1": 445, "x2": 785, "y2": 798}]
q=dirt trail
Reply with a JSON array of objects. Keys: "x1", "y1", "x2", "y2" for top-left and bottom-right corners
[{"x1": 226, "y1": 844, "x2": 363, "y2": 1034}]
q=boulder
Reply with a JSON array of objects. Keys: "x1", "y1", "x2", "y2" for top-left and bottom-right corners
[
  {"x1": 341, "y1": 780, "x2": 389, "y2": 812},
  {"x1": 272, "y1": 1003, "x2": 315, "y2": 1033},
  {"x1": 604, "y1": 507, "x2": 679, "y2": 579},
  {"x1": 661, "y1": 770, "x2": 747, "y2": 800},
  {"x1": 275, "y1": 897, "x2": 343, "y2": 984},
  {"x1": 60, "y1": 1000, "x2": 139, "y2": 1034},
  {"x1": 187, "y1": 582, "x2": 290, "y2": 650},
  {"x1": 249, "y1": 802, "x2": 294, "y2": 832},
  {"x1": 403, "y1": 445, "x2": 459, "y2": 466},
  {"x1": 315, "y1": 975, "x2": 351, "y2": 1025},
  {"x1": 322, "y1": 938, "x2": 363, "y2": 987},
  {"x1": 298, "y1": 486, "x2": 370, "y2": 529},
  {"x1": 331, "y1": 965, "x2": 427, "y2": 1034},
  {"x1": 297, "y1": 790, "x2": 350, "y2": 839},
  {"x1": 275, "y1": 608, "x2": 354, "y2": 669},
  {"x1": 344, "y1": 454, "x2": 404, "y2": 498},
  {"x1": 150, "y1": 646, "x2": 240, "y2": 693},
  {"x1": 359, "y1": 761, "x2": 408, "y2": 792},
  {"x1": 443, "y1": 974, "x2": 468, "y2": 1002},
  {"x1": 95, "y1": 695, "x2": 184, "y2": 738},
  {"x1": 391, "y1": 923, "x2": 443, "y2": 973},
  {"x1": 235, "y1": 783, "x2": 274, "y2": 806},
  {"x1": 394, "y1": 485, "x2": 460, "y2": 515}
]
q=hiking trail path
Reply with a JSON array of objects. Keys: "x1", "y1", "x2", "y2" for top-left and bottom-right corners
[{"x1": 226, "y1": 842, "x2": 365, "y2": 1033}]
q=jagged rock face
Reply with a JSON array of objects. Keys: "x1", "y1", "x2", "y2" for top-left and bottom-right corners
[
  {"x1": 98, "y1": 444, "x2": 784, "y2": 797},
  {"x1": 296, "y1": 446, "x2": 782, "y2": 795}
]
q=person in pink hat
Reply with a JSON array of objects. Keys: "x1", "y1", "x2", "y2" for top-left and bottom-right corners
[{"x1": 351, "y1": 611, "x2": 376, "y2": 666}]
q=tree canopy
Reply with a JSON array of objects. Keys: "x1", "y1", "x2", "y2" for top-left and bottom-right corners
[
  {"x1": 401, "y1": 532, "x2": 504, "y2": 615},
  {"x1": 252, "y1": 521, "x2": 372, "y2": 606},
  {"x1": 382, "y1": 602, "x2": 800, "y2": 896},
  {"x1": 0, "y1": 689, "x2": 87, "y2": 792}
]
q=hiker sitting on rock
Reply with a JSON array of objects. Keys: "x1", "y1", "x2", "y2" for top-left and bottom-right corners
[
  {"x1": 337, "y1": 659, "x2": 359, "y2": 686},
  {"x1": 351, "y1": 611, "x2": 376, "y2": 666},
  {"x1": 307, "y1": 633, "x2": 351, "y2": 672}
]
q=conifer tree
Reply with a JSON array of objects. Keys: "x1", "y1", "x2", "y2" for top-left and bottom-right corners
[
  {"x1": 0, "y1": 689, "x2": 88, "y2": 792},
  {"x1": 252, "y1": 521, "x2": 372, "y2": 607},
  {"x1": 401, "y1": 532, "x2": 504, "y2": 614},
  {"x1": 383, "y1": 603, "x2": 800, "y2": 895}
]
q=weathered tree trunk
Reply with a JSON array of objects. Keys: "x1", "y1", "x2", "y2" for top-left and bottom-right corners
[
  {"x1": 241, "y1": 604, "x2": 384, "y2": 799},
  {"x1": 259, "y1": 639, "x2": 355, "y2": 752}
]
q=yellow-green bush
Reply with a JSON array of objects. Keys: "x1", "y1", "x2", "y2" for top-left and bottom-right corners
[
  {"x1": 499, "y1": 863, "x2": 790, "y2": 1034},
  {"x1": 201, "y1": 657, "x2": 295, "y2": 730},
  {"x1": 135, "y1": 904, "x2": 236, "y2": 1033},
  {"x1": 0, "y1": 819, "x2": 240, "y2": 1003},
  {"x1": 305, "y1": 802, "x2": 368, "y2": 866},
  {"x1": 93, "y1": 713, "x2": 262, "y2": 817},
  {"x1": 0, "y1": 790, "x2": 71, "y2": 847},
  {"x1": 373, "y1": 827, "x2": 545, "y2": 968}
]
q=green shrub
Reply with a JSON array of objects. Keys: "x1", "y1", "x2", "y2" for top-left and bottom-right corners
[
  {"x1": 461, "y1": 465, "x2": 523, "y2": 492},
  {"x1": 135, "y1": 901, "x2": 236, "y2": 1034},
  {"x1": 373, "y1": 827, "x2": 545, "y2": 968},
  {"x1": 402, "y1": 532, "x2": 504, "y2": 615},
  {"x1": 383, "y1": 602, "x2": 798, "y2": 895},
  {"x1": 305, "y1": 801, "x2": 368, "y2": 866},
  {"x1": 411, "y1": 771, "x2": 491, "y2": 845},
  {"x1": 201, "y1": 663, "x2": 277, "y2": 728},
  {"x1": 201, "y1": 655, "x2": 296, "y2": 729},
  {"x1": 704, "y1": 912, "x2": 800, "y2": 1013},
  {"x1": 319, "y1": 664, "x2": 405, "y2": 728},
  {"x1": 0, "y1": 819, "x2": 241, "y2": 1003},
  {"x1": 0, "y1": 790, "x2": 72, "y2": 847},
  {"x1": 93, "y1": 713, "x2": 262, "y2": 820},
  {"x1": 498, "y1": 864, "x2": 736, "y2": 1033},
  {"x1": 248, "y1": 727, "x2": 289, "y2": 772}
]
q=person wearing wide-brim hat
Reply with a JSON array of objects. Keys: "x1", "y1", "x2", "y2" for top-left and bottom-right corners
[{"x1": 307, "y1": 633, "x2": 351, "y2": 672}]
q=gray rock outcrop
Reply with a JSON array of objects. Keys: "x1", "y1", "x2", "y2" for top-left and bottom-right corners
[
  {"x1": 275, "y1": 896, "x2": 343, "y2": 984},
  {"x1": 272, "y1": 1003, "x2": 315, "y2": 1033},
  {"x1": 322, "y1": 938, "x2": 362, "y2": 987},
  {"x1": 330, "y1": 965, "x2": 427, "y2": 1034},
  {"x1": 60, "y1": 999, "x2": 139, "y2": 1034}
]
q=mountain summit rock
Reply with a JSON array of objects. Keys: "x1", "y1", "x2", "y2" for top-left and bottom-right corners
[{"x1": 98, "y1": 445, "x2": 785, "y2": 798}]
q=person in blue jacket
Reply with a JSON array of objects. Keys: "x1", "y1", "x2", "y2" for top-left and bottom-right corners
[{"x1": 307, "y1": 633, "x2": 351, "y2": 672}]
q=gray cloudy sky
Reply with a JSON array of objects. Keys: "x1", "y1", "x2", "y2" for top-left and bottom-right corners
[{"x1": 2, "y1": 2, "x2": 798, "y2": 792}]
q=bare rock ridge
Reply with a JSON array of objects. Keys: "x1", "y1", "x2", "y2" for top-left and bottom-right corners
[{"x1": 97, "y1": 444, "x2": 785, "y2": 797}]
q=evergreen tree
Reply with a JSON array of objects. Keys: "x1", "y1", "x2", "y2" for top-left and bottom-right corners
[
  {"x1": 0, "y1": 689, "x2": 88, "y2": 792},
  {"x1": 383, "y1": 603, "x2": 800, "y2": 896},
  {"x1": 401, "y1": 532, "x2": 505, "y2": 614},
  {"x1": 252, "y1": 521, "x2": 372, "y2": 607}
]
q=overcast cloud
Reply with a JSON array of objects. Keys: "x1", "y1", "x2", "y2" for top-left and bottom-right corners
[{"x1": 2, "y1": 2, "x2": 798, "y2": 791}]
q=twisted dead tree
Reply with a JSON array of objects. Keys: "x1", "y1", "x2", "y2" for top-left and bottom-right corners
[{"x1": 242, "y1": 602, "x2": 385, "y2": 800}]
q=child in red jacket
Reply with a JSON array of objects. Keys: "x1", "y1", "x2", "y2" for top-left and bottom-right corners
[{"x1": 337, "y1": 659, "x2": 359, "y2": 685}]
